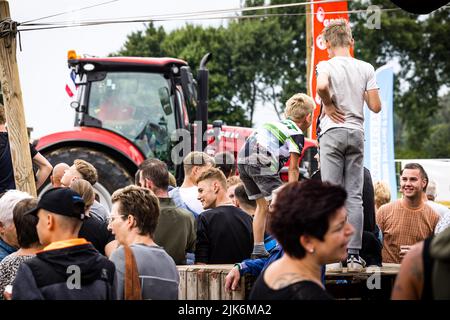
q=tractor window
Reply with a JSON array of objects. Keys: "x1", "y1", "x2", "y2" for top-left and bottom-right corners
[{"x1": 88, "y1": 72, "x2": 176, "y2": 162}]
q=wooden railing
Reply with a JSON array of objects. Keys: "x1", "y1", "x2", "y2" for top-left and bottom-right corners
[
  {"x1": 177, "y1": 263, "x2": 400, "y2": 300},
  {"x1": 177, "y1": 265, "x2": 254, "y2": 300}
]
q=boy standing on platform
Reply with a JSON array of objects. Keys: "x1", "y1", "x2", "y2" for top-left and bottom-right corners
[{"x1": 316, "y1": 18, "x2": 382, "y2": 271}]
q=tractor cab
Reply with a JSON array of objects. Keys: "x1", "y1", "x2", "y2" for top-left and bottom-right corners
[
  {"x1": 81, "y1": 71, "x2": 176, "y2": 160},
  {"x1": 67, "y1": 51, "x2": 194, "y2": 167}
]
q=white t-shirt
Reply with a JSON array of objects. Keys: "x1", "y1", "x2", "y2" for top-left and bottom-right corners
[
  {"x1": 179, "y1": 186, "x2": 205, "y2": 214},
  {"x1": 316, "y1": 56, "x2": 379, "y2": 135}
]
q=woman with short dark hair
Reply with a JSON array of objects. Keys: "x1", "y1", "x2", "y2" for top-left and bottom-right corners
[
  {"x1": 249, "y1": 179, "x2": 354, "y2": 300},
  {"x1": 0, "y1": 198, "x2": 42, "y2": 299}
]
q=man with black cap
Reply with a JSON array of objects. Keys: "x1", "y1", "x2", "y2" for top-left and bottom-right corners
[{"x1": 11, "y1": 188, "x2": 116, "y2": 300}]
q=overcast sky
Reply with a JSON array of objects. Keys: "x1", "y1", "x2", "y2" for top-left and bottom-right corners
[{"x1": 8, "y1": 0, "x2": 279, "y2": 139}]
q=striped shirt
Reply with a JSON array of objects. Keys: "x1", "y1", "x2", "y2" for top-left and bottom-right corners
[
  {"x1": 376, "y1": 199, "x2": 440, "y2": 263},
  {"x1": 249, "y1": 119, "x2": 304, "y2": 171}
]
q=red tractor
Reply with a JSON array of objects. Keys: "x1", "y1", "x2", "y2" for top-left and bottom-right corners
[{"x1": 35, "y1": 52, "x2": 318, "y2": 209}]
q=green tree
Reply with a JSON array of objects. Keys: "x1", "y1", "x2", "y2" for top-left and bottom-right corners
[
  {"x1": 161, "y1": 24, "x2": 246, "y2": 126},
  {"x1": 423, "y1": 93, "x2": 450, "y2": 157},
  {"x1": 116, "y1": 22, "x2": 167, "y2": 57},
  {"x1": 350, "y1": 0, "x2": 450, "y2": 157},
  {"x1": 423, "y1": 123, "x2": 450, "y2": 157},
  {"x1": 236, "y1": 0, "x2": 308, "y2": 122},
  {"x1": 115, "y1": 1, "x2": 450, "y2": 159},
  {"x1": 118, "y1": 23, "x2": 250, "y2": 126},
  {"x1": 116, "y1": 1, "x2": 309, "y2": 127}
]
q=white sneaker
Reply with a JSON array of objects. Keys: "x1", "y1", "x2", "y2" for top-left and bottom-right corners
[{"x1": 346, "y1": 255, "x2": 366, "y2": 272}]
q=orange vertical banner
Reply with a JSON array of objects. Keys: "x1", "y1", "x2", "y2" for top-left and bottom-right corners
[{"x1": 309, "y1": 0, "x2": 351, "y2": 139}]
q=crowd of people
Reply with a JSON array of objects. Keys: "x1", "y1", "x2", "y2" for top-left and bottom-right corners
[{"x1": 0, "y1": 18, "x2": 449, "y2": 301}]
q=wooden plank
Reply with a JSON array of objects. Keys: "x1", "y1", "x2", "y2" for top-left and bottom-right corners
[
  {"x1": 0, "y1": 1, "x2": 36, "y2": 196},
  {"x1": 178, "y1": 267, "x2": 187, "y2": 300},
  {"x1": 221, "y1": 271, "x2": 232, "y2": 300},
  {"x1": 326, "y1": 263, "x2": 400, "y2": 278},
  {"x1": 197, "y1": 269, "x2": 209, "y2": 300},
  {"x1": 186, "y1": 267, "x2": 198, "y2": 300},
  {"x1": 231, "y1": 275, "x2": 246, "y2": 300},
  {"x1": 208, "y1": 270, "x2": 221, "y2": 300},
  {"x1": 175, "y1": 265, "x2": 250, "y2": 300}
]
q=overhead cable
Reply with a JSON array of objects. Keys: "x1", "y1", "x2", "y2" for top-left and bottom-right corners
[{"x1": 18, "y1": 7, "x2": 406, "y2": 32}]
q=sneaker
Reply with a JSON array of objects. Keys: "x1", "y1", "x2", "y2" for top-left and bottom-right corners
[
  {"x1": 251, "y1": 243, "x2": 269, "y2": 260},
  {"x1": 326, "y1": 262, "x2": 343, "y2": 272},
  {"x1": 346, "y1": 255, "x2": 366, "y2": 272},
  {"x1": 250, "y1": 253, "x2": 270, "y2": 260},
  {"x1": 251, "y1": 252, "x2": 270, "y2": 259}
]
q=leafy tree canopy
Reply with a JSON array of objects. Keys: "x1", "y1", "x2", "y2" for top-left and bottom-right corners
[{"x1": 115, "y1": 0, "x2": 450, "y2": 158}]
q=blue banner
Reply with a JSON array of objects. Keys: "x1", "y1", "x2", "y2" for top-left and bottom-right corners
[{"x1": 364, "y1": 65, "x2": 397, "y2": 200}]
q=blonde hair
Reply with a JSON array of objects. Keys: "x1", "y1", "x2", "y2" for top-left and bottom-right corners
[
  {"x1": 70, "y1": 179, "x2": 95, "y2": 212},
  {"x1": 168, "y1": 172, "x2": 177, "y2": 187},
  {"x1": 374, "y1": 181, "x2": 391, "y2": 210},
  {"x1": 197, "y1": 167, "x2": 227, "y2": 189},
  {"x1": 183, "y1": 151, "x2": 215, "y2": 176},
  {"x1": 284, "y1": 93, "x2": 315, "y2": 122},
  {"x1": 226, "y1": 175, "x2": 241, "y2": 189},
  {"x1": 74, "y1": 159, "x2": 98, "y2": 186},
  {"x1": 322, "y1": 18, "x2": 353, "y2": 48}
]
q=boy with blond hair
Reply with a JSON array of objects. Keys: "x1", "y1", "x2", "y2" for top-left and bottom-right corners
[
  {"x1": 60, "y1": 159, "x2": 108, "y2": 222},
  {"x1": 316, "y1": 18, "x2": 382, "y2": 271},
  {"x1": 61, "y1": 159, "x2": 98, "y2": 187},
  {"x1": 238, "y1": 93, "x2": 315, "y2": 258}
]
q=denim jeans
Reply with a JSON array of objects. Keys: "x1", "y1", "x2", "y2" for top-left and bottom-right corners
[{"x1": 319, "y1": 128, "x2": 364, "y2": 250}]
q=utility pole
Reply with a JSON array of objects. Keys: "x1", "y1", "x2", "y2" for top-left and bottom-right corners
[{"x1": 0, "y1": 0, "x2": 37, "y2": 196}]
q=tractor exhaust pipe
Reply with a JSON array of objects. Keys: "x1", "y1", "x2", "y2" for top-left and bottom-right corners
[{"x1": 197, "y1": 53, "x2": 212, "y2": 151}]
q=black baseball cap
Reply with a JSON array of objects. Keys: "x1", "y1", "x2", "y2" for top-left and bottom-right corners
[{"x1": 27, "y1": 188, "x2": 86, "y2": 220}]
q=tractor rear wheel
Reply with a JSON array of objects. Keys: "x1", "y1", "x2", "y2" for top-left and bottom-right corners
[{"x1": 41, "y1": 146, "x2": 134, "y2": 211}]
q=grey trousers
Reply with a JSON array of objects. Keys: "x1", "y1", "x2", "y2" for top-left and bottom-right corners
[{"x1": 319, "y1": 128, "x2": 364, "y2": 250}]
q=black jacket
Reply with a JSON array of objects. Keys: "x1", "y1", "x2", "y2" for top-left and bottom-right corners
[{"x1": 12, "y1": 243, "x2": 116, "y2": 300}]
